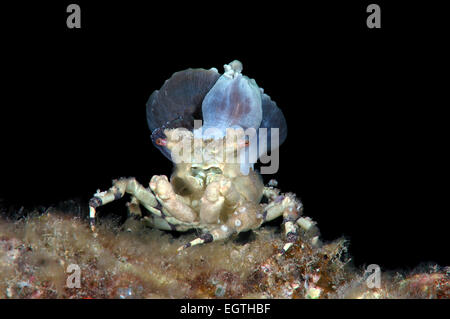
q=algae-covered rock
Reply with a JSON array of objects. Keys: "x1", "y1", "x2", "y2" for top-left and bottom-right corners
[{"x1": 0, "y1": 206, "x2": 448, "y2": 299}]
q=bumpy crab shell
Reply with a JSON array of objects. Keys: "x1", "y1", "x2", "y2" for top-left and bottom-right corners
[{"x1": 89, "y1": 61, "x2": 305, "y2": 254}]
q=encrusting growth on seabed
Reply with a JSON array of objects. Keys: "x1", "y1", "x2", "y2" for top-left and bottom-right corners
[{"x1": 0, "y1": 203, "x2": 448, "y2": 299}]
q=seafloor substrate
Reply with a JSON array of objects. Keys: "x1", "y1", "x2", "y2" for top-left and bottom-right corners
[{"x1": 0, "y1": 208, "x2": 448, "y2": 299}]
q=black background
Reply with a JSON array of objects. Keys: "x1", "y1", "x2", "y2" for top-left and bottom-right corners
[{"x1": 0, "y1": 1, "x2": 448, "y2": 271}]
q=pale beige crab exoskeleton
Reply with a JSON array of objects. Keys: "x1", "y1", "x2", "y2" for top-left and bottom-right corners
[{"x1": 89, "y1": 127, "x2": 307, "y2": 254}]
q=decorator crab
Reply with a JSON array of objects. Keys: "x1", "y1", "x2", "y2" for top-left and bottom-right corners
[{"x1": 89, "y1": 61, "x2": 309, "y2": 254}]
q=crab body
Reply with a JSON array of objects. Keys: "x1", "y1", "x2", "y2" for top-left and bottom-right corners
[
  {"x1": 150, "y1": 127, "x2": 266, "y2": 234},
  {"x1": 89, "y1": 61, "x2": 305, "y2": 253}
]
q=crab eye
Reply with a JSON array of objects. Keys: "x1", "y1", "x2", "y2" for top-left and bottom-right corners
[
  {"x1": 151, "y1": 128, "x2": 173, "y2": 160},
  {"x1": 155, "y1": 138, "x2": 167, "y2": 146}
]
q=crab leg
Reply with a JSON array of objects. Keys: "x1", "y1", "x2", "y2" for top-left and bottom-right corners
[
  {"x1": 126, "y1": 195, "x2": 192, "y2": 231},
  {"x1": 89, "y1": 177, "x2": 161, "y2": 231},
  {"x1": 262, "y1": 186, "x2": 304, "y2": 255},
  {"x1": 177, "y1": 201, "x2": 262, "y2": 252},
  {"x1": 177, "y1": 222, "x2": 236, "y2": 252},
  {"x1": 177, "y1": 232, "x2": 220, "y2": 251},
  {"x1": 127, "y1": 196, "x2": 143, "y2": 217}
]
